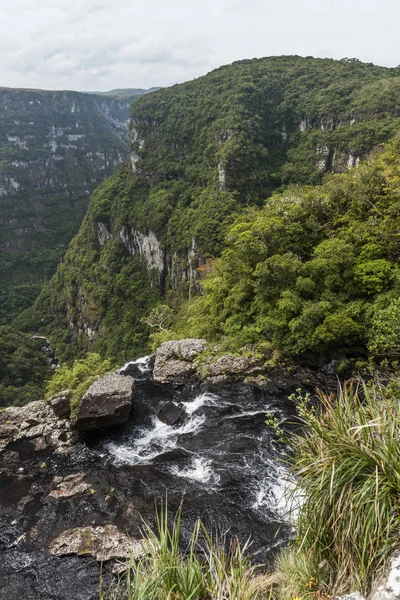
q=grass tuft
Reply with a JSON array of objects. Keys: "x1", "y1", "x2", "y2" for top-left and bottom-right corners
[
  {"x1": 100, "y1": 501, "x2": 273, "y2": 600},
  {"x1": 288, "y1": 379, "x2": 400, "y2": 594}
]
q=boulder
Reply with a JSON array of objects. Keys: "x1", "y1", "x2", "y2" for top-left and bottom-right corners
[
  {"x1": 49, "y1": 524, "x2": 144, "y2": 562},
  {"x1": 73, "y1": 373, "x2": 134, "y2": 431},
  {"x1": 50, "y1": 391, "x2": 71, "y2": 418},
  {"x1": 153, "y1": 339, "x2": 207, "y2": 384},
  {"x1": 157, "y1": 401, "x2": 186, "y2": 425}
]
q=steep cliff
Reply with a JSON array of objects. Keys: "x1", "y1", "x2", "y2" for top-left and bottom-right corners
[
  {"x1": 27, "y1": 56, "x2": 400, "y2": 363},
  {"x1": 0, "y1": 87, "x2": 154, "y2": 323}
]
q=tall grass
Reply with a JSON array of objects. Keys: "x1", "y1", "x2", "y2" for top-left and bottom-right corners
[
  {"x1": 288, "y1": 379, "x2": 400, "y2": 594},
  {"x1": 100, "y1": 502, "x2": 272, "y2": 600}
]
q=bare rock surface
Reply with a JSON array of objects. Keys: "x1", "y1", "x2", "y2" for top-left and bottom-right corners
[
  {"x1": 49, "y1": 524, "x2": 145, "y2": 562},
  {"x1": 0, "y1": 398, "x2": 78, "y2": 454},
  {"x1": 48, "y1": 473, "x2": 93, "y2": 499},
  {"x1": 73, "y1": 373, "x2": 134, "y2": 431},
  {"x1": 153, "y1": 339, "x2": 207, "y2": 384}
]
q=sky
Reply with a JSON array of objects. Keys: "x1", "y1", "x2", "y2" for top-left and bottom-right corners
[{"x1": 0, "y1": 0, "x2": 398, "y2": 92}]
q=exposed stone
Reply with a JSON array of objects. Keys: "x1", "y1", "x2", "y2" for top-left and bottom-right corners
[
  {"x1": 157, "y1": 401, "x2": 186, "y2": 425},
  {"x1": 0, "y1": 399, "x2": 78, "y2": 453},
  {"x1": 50, "y1": 391, "x2": 71, "y2": 418},
  {"x1": 153, "y1": 339, "x2": 207, "y2": 384},
  {"x1": 73, "y1": 373, "x2": 134, "y2": 431},
  {"x1": 48, "y1": 473, "x2": 92, "y2": 499},
  {"x1": 370, "y1": 552, "x2": 400, "y2": 600},
  {"x1": 49, "y1": 525, "x2": 145, "y2": 562},
  {"x1": 199, "y1": 354, "x2": 259, "y2": 379}
]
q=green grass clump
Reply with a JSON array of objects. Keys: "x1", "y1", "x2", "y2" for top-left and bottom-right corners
[
  {"x1": 46, "y1": 353, "x2": 114, "y2": 414},
  {"x1": 288, "y1": 380, "x2": 400, "y2": 594},
  {"x1": 101, "y1": 503, "x2": 272, "y2": 600}
]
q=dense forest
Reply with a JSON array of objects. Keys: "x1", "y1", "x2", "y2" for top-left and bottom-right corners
[{"x1": 18, "y1": 55, "x2": 400, "y2": 370}]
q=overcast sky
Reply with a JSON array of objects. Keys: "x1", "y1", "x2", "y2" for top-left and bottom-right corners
[{"x1": 0, "y1": 0, "x2": 398, "y2": 92}]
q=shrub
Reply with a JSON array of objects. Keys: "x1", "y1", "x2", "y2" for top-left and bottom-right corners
[{"x1": 46, "y1": 353, "x2": 114, "y2": 414}]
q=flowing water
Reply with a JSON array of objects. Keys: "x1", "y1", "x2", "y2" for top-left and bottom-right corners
[{"x1": 103, "y1": 357, "x2": 297, "y2": 554}]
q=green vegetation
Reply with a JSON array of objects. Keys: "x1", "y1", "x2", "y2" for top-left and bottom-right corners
[
  {"x1": 101, "y1": 503, "x2": 270, "y2": 600},
  {"x1": 0, "y1": 87, "x2": 132, "y2": 324},
  {"x1": 0, "y1": 326, "x2": 52, "y2": 407},
  {"x1": 29, "y1": 56, "x2": 400, "y2": 364},
  {"x1": 273, "y1": 377, "x2": 400, "y2": 596},
  {"x1": 172, "y1": 136, "x2": 400, "y2": 362},
  {"x1": 46, "y1": 353, "x2": 114, "y2": 414}
]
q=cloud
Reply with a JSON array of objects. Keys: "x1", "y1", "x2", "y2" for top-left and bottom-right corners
[{"x1": 0, "y1": 0, "x2": 399, "y2": 91}]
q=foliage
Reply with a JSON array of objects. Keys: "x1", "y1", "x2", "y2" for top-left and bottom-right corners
[
  {"x1": 0, "y1": 87, "x2": 133, "y2": 324},
  {"x1": 46, "y1": 353, "x2": 114, "y2": 414},
  {"x1": 0, "y1": 326, "x2": 52, "y2": 407},
  {"x1": 101, "y1": 502, "x2": 271, "y2": 600},
  {"x1": 175, "y1": 137, "x2": 400, "y2": 360},
  {"x1": 30, "y1": 56, "x2": 400, "y2": 363},
  {"x1": 286, "y1": 379, "x2": 400, "y2": 593},
  {"x1": 141, "y1": 305, "x2": 175, "y2": 331}
]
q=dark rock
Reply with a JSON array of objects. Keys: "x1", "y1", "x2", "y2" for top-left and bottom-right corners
[
  {"x1": 50, "y1": 392, "x2": 71, "y2": 418},
  {"x1": 73, "y1": 374, "x2": 134, "y2": 432},
  {"x1": 157, "y1": 401, "x2": 186, "y2": 425}
]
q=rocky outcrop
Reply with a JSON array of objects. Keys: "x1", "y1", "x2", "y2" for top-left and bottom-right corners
[
  {"x1": 73, "y1": 373, "x2": 134, "y2": 431},
  {"x1": 153, "y1": 339, "x2": 207, "y2": 385},
  {"x1": 0, "y1": 398, "x2": 78, "y2": 455},
  {"x1": 49, "y1": 524, "x2": 144, "y2": 563}
]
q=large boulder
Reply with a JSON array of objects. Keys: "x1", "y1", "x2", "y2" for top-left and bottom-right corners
[
  {"x1": 153, "y1": 339, "x2": 207, "y2": 385},
  {"x1": 73, "y1": 373, "x2": 134, "y2": 431}
]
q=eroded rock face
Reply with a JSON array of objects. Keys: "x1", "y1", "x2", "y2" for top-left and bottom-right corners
[
  {"x1": 153, "y1": 339, "x2": 207, "y2": 384},
  {"x1": 0, "y1": 398, "x2": 78, "y2": 454},
  {"x1": 73, "y1": 373, "x2": 134, "y2": 431},
  {"x1": 49, "y1": 524, "x2": 144, "y2": 562}
]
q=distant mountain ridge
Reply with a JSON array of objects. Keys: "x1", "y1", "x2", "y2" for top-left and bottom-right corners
[
  {"x1": 0, "y1": 85, "x2": 158, "y2": 323},
  {"x1": 88, "y1": 88, "x2": 161, "y2": 98}
]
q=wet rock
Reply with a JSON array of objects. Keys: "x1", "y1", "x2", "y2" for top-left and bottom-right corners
[
  {"x1": 49, "y1": 524, "x2": 144, "y2": 562},
  {"x1": 153, "y1": 339, "x2": 206, "y2": 384},
  {"x1": 157, "y1": 401, "x2": 186, "y2": 425},
  {"x1": 73, "y1": 373, "x2": 134, "y2": 432},
  {"x1": 118, "y1": 356, "x2": 154, "y2": 381}
]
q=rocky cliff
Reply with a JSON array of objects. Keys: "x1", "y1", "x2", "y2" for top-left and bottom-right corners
[
  {"x1": 0, "y1": 87, "x2": 154, "y2": 323},
  {"x1": 27, "y1": 56, "x2": 400, "y2": 363}
]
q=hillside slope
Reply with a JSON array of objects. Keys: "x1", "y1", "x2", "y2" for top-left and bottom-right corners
[
  {"x1": 0, "y1": 87, "x2": 154, "y2": 323},
  {"x1": 25, "y1": 56, "x2": 400, "y2": 363}
]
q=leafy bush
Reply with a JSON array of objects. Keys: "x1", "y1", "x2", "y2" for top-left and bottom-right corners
[
  {"x1": 173, "y1": 137, "x2": 400, "y2": 361},
  {"x1": 46, "y1": 353, "x2": 114, "y2": 414}
]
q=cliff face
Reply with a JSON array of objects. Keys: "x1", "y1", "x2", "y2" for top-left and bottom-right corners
[
  {"x1": 0, "y1": 88, "x2": 153, "y2": 323},
  {"x1": 29, "y1": 56, "x2": 400, "y2": 363}
]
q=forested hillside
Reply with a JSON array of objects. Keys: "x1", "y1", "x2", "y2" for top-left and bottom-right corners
[
  {"x1": 0, "y1": 87, "x2": 153, "y2": 324},
  {"x1": 21, "y1": 56, "x2": 400, "y2": 365}
]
